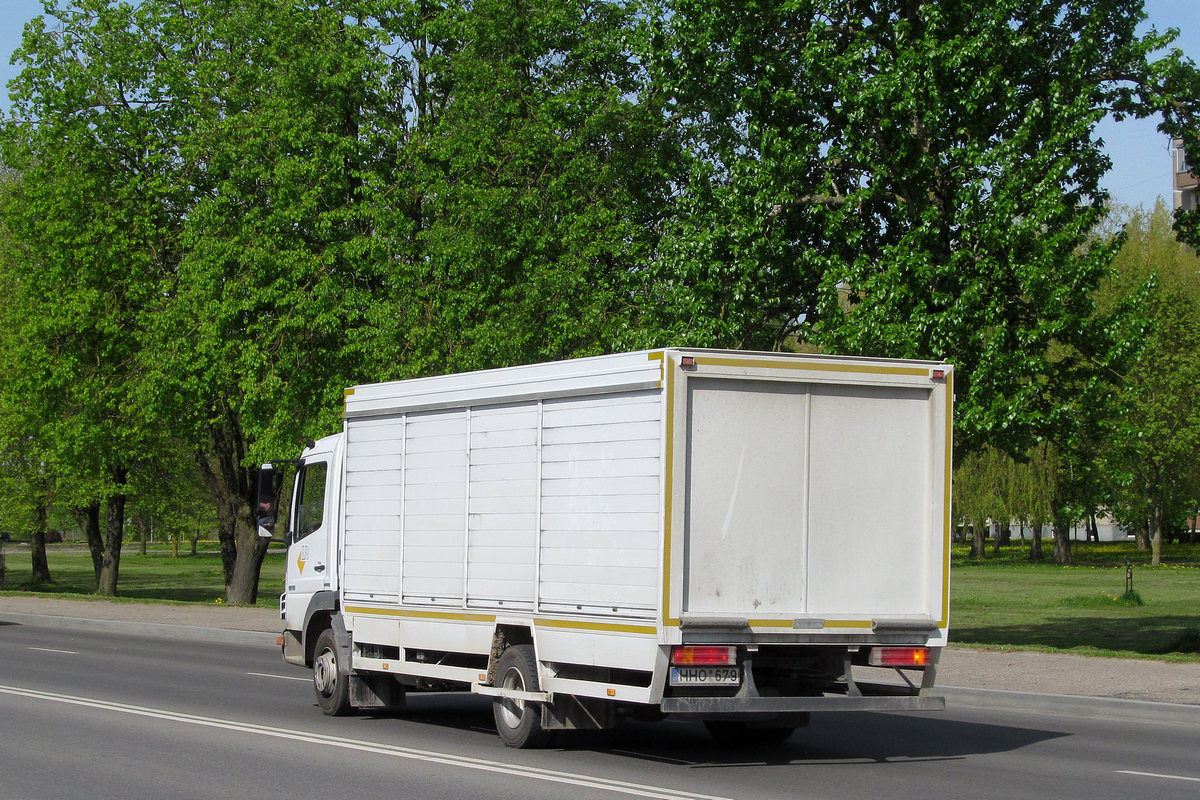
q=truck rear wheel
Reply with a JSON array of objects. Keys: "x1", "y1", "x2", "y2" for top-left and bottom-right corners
[
  {"x1": 492, "y1": 645, "x2": 551, "y2": 748},
  {"x1": 313, "y1": 628, "x2": 353, "y2": 716}
]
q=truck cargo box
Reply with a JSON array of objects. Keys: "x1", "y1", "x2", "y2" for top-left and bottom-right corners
[{"x1": 271, "y1": 349, "x2": 953, "y2": 746}]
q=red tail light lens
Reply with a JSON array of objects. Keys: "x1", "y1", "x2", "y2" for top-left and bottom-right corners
[{"x1": 671, "y1": 646, "x2": 736, "y2": 666}]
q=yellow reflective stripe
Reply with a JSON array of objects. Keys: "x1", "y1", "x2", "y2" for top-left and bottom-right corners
[
  {"x1": 750, "y1": 620, "x2": 874, "y2": 630},
  {"x1": 941, "y1": 370, "x2": 954, "y2": 629},
  {"x1": 344, "y1": 606, "x2": 496, "y2": 624},
  {"x1": 693, "y1": 355, "x2": 930, "y2": 377},
  {"x1": 534, "y1": 618, "x2": 657, "y2": 635},
  {"x1": 661, "y1": 354, "x2": 676, "y2": 626},
  {"x1": 345, "y1": 606, "x2": 658, "y2": 635}
]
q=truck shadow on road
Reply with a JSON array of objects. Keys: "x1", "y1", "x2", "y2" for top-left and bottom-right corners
[
  {"x1": 357, "y1": 696, "x2": 1067, "y2": 766},
  {"x1": 592, "y1": 712, "x2": 1070, "y2": 767}
]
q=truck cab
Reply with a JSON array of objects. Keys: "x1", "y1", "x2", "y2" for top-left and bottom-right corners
[{"x1": 272, "y1": 434, "x2": 344, "y2": 669}]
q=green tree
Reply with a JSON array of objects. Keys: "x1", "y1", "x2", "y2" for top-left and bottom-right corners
[
  {"x1": 133, "y1": 0, "x2": 398, "y2": 603},
  {"x1": 382, "y1": 0, "x2": 669, "y2": 373},
  {"x1": 0, "y1": 0, "x2": 182, "y2": 594},
  {"x1": 954, "y1": 447, "x2": 1012, "y2": 559},
  {"x1": 0, "y1": 169, "x2": 51, "y2": 584},
  {"x1": 647, "y1": 0, "x2": 1198, "y2": 467},
  {"x1": 1100, "y1": 203, "x2": 1200, "y2": 565},
  {"x1": 1009, "y1": 444, "x2": 1058, "y2": 562}
]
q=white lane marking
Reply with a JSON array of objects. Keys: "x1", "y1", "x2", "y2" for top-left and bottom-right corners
[
  {"x1": 246, "y1": 672, "x2": 310, "y2": 683},
  {"x1": 28, "y1": 647, "x2": 80, "y2": 655},
  {"x1": 1116, "y1": 770, "x2": 1200, "y2": 783},
  {"x1": 0, "y1": 685, "x2": 731, "y2": 800}
]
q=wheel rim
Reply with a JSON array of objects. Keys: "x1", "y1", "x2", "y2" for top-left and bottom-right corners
[
  {"x1": 497, "y1": 665, "x2": 525, "y2": 729},
  {"x1": 314, "y1": 648, "x2": 338, "y2": 698}
]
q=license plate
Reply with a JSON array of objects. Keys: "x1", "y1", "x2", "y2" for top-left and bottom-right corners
[{"x1": 670, "y1": 666, "x2": 741, "y2": 686}]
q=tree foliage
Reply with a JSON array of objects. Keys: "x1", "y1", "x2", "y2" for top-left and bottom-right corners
[
  {"x1": 1099, "y1": 203, "x2": 1200, "y2": 564},
  {"x1": 2, "y1": 0, "x2": 1198, "y2": 597},
  {"x1": 0, "y1": 0, "x2": 183, "y2": 593},
  {"x1": 648, "y1": 0, "x2": 1191, "y2": 461}
]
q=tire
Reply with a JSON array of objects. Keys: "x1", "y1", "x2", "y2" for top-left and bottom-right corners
[
  {"x1": 703, "y1": 720, "x2": 796, "y2": 746},
  {"x1": 312, "y1": 628, "x2": 354, "y2": 716},
  {"x1": 492, "y1": 645, "x2": 551, "y2": 748}
]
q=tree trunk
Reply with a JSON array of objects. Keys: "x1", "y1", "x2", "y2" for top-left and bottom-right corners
[
  {"x1": 98, "y1": 466, "x2": 129, "y2": 596},
  {"x1": 970, "y1": 520, "x2": 987, "y2": 559},
  {"x1": 1029, "y1": 519, "x2": 1044, "y2": 562},
  {"x1": 30, "y1": 496, "x2": 52, "y2": 585},
  {"x1": 993, "y1": 521, "x2": 1011, "y2": 554},
  {"x1": 1148, "y1": 495, "x2": 1163, "y2": 567},
  {"x1": 74, "y1": 502, "x2": 103, "y2": 584},
  {"x1": 195, "y1": 406, "x2": 269, "y2": 605},
  {"x1": 1134, "y1": 521, "x2": 1150, "y2": 551},
  {"x1": 228, "y1": 531, "x2": 271, "y2": 605},
  {"x1": 1052, "y1": 506, "x2": 1072, "y2": 565}
]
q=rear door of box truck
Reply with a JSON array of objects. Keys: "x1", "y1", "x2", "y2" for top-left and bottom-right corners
[{"x1": 670, "y1": 354, "x2": 951, "y2": 635}]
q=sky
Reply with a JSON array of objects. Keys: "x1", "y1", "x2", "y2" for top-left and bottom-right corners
[{"x1": 0, "y1": 0, "x2": 1196, "y2": 211}]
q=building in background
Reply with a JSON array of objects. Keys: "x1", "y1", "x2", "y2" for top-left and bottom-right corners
[{"x1": 1174, "y1": 138, "x2": 1198, "y2": 211}]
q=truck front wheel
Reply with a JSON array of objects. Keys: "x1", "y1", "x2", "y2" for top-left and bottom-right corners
[
  {"x1": 492, "y1": 645, "x2": 551, "y2": 748},
  {"x1": 312, "y1": 628, "x2": 353, "y2": 716}
]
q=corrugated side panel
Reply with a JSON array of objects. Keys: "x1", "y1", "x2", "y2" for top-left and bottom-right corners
[
  {"x1": 538, "y1": 391, "x2": 662, "y2": 617},
  {"x1": 342, "y1": 387, "x2": 665, "y2": 617},
  {"x1": 402, "y1": 410, "x2": 468, "y2": 605},
  {"x1": 466, "y1": 403, "x2": 539, "y2": 609},
  {"x1": 342, "y1": 417, "x2": 404, "y2": 603}
]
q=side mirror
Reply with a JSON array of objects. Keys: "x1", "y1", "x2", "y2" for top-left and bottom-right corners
[{"x1": 255, "y1": 464, "x2": 286, "y2": 539}]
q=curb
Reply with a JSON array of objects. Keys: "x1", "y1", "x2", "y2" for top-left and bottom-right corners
[
  {"x1": 0, "y1": 611, "x2": 278, "y2": 647},
  {"x1": 940, "y1": 685, "x2": 1200, "y2": 725}
]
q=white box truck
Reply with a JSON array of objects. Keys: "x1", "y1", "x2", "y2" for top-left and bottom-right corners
[{"x1": 258, "y1": 348, "x2": 953, "y2": 747}]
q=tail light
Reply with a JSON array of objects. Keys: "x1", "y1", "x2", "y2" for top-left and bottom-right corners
[
  {"x1": 671, "y1": 646, "x2": 736, "y2": 666},
  {"x1": 868, "y1": 647, "x2": 931, "y2": 668}
]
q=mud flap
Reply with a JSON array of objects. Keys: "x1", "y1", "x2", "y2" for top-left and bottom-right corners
[
  {"x1": 541, "y1": 693, "x2": 617, "y2": 731},
  {"x1": 349, "y1": 673, "x2": 406, "y2": 709}
]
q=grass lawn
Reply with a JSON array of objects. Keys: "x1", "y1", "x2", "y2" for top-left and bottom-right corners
[
  {"x1": 2, "y1": 540, "x2": 1198, "y2": 661},
  {"x1": 0, "y1": 543, "x2": 286, "y2": 604},
  {"x1": 951, "y1": 541, "x2": 1200, "y2": 661}
]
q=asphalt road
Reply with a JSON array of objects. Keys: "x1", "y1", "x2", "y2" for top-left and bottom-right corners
[{"x1": 2, "y1": 620, "x2": 1197, "y2": 800}]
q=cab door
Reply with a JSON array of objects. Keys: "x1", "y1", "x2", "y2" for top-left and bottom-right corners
[{"x1": 283, "y1": 439, "x2": 339, "y2": 633}]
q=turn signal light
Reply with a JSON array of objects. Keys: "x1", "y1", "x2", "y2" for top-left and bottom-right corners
[
  {"x1": 868, "y1": 647, "x2": 931, "y2": 668},
  {"x1": 671, "y1": 646, "x2": 736, "y2": 666}
]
